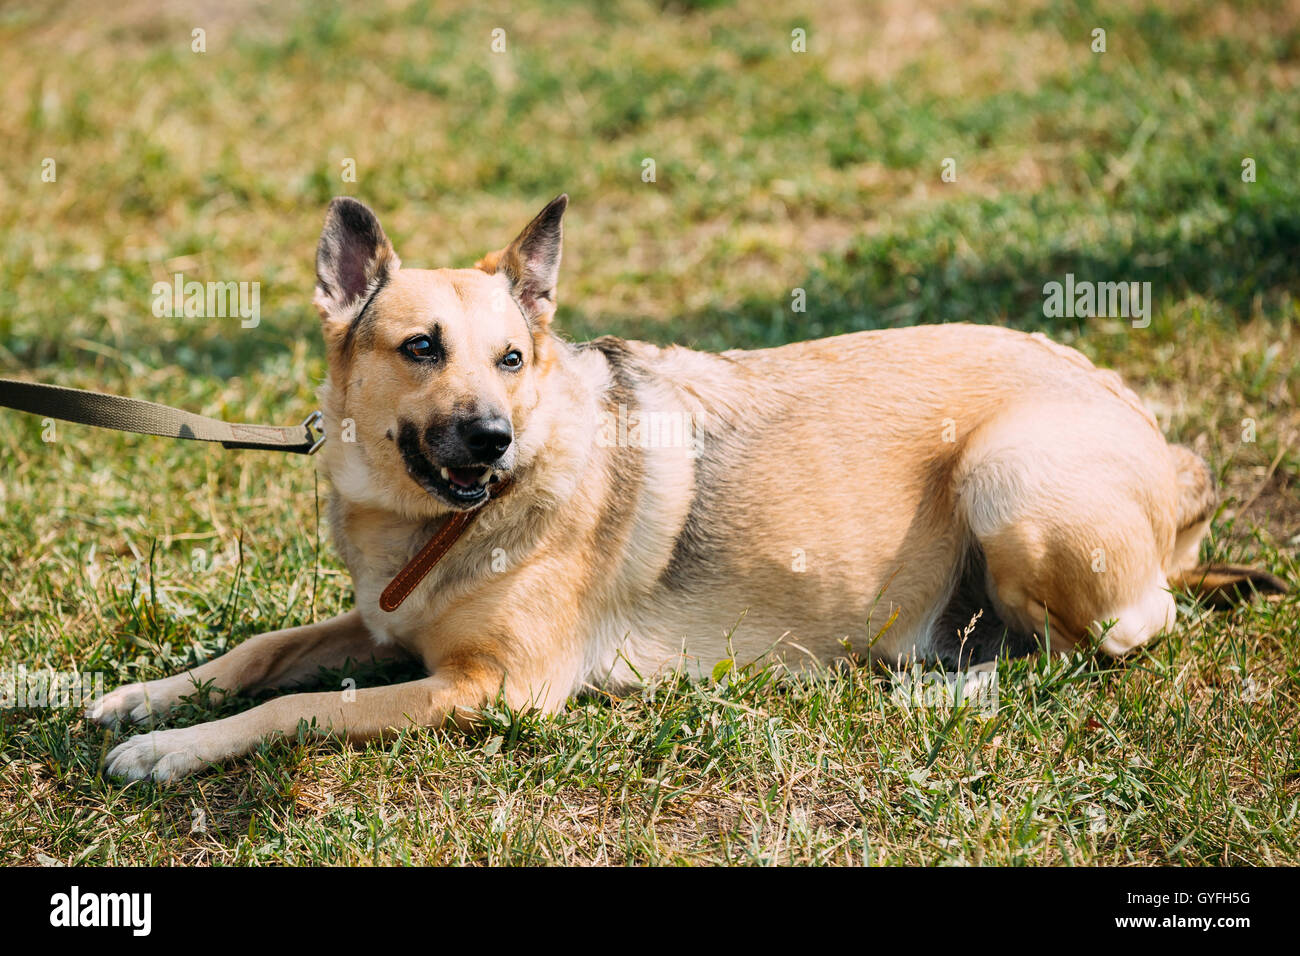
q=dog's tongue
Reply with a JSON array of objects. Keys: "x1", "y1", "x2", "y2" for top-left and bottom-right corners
[{"x1": 447, "y1": 467, "x2": 484, "y2": 488}]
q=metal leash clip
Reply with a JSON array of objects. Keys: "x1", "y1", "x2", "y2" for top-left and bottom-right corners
[{"x1": 302, "y1": 410, "x2": 326, "y2": 454}]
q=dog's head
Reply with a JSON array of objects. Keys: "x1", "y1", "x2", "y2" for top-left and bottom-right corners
[{"x1": 313, "y1": 195, "x2": 567, "y2": 515}]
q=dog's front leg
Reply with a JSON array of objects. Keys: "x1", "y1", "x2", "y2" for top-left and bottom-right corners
[
  {"x1": 103, "y1": 661, "x2": 500, "y2": 782},
  {"x1": 88, "y1": 609, "x2": 405, "y2": 728}
]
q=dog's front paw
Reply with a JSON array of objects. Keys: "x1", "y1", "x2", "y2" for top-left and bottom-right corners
[
  {"x1": 104, "y1": 727, "x2": 211, "y2": 782},
  {"x1": 86, "y1": 677, "x2": 186, "y2": 728}
]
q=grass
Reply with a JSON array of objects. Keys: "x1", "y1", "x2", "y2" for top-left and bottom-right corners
[{"x1": 0, "y1": 0, "x2": 1297, "y2": 865}]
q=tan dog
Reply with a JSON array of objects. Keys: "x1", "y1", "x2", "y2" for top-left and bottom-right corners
[{"x1": 92, "y1": 196, "x2": 1285, "y2": 781}]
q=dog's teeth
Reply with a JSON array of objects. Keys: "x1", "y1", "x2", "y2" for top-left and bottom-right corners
[
  {"x1": 477, "y1": 470, "x2": 493, "y2": 486},
  {"x1": 440, "y1": 467, "x2": 450, "y2": 481}
]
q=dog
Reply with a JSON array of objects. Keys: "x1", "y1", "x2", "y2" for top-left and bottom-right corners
[{"x1": 91, "y1": 195, "x2": 1286, "y2": 781}]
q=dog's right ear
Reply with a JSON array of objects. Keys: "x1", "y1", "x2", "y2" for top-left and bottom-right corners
[{"x1": 313, "y1": 198, "x2": 400, "y2": 331}]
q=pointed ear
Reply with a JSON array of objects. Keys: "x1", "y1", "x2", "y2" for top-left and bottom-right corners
[
  {"x1": 479, "y1": 194, "x2": 567, "y2": 324},
  {"x1": 313, "y1": 197, "x2": 399, "y2": 325}
]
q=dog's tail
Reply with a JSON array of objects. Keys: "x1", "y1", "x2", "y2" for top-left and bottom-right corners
[
  {"x1": 1167, "y1": 445, "x2": 1289, "y2": 608},
  {"x1": 1169, "y1": 564, "x2": 1289, "y2": 609}
]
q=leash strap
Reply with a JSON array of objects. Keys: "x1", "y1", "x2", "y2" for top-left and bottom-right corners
[
  {"x1": 1, "y1": 377, "x2": 511, "y2": 611},
  {"x1": 380, "y1": 478, "x2": 513, "y2": 612},
  {"x1": 0, "y1": 378, "x2": 325, "y2": 454}
]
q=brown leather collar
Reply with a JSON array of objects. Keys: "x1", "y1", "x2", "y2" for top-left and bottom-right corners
[{"x1": 379, "y1": 477, "x2": 513, "y2": 612}]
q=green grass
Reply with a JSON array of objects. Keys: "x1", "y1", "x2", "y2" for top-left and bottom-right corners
[{"x1": 0, "y1": 0, "x2": 1297, "y2": 865}]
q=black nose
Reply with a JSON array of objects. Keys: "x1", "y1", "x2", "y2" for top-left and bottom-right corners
[{"x1": 458, "y1": 416, "x2": 513, "y2": 461}]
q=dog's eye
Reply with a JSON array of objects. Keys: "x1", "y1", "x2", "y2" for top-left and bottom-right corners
[
  {"x1": 401, "y1": 335, "x2": 440, "y2": 361},
  {"x1": 500, "y1": 349, "x2": 524, "y2": 370}
]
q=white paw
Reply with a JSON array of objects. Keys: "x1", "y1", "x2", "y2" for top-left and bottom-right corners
[
  {"x1": 105, "y1": 727, "x2": 210, "y2": 782},
  {"x1": 85, "y1": 677, "x2": 185, "y2": 728}
]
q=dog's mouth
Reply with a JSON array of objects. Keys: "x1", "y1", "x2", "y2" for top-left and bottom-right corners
[
  {"x1": 396, "y1": 424, "x2": 507, "y2": 509},
  {"x1": 407, "y1": 458, "x2": 504, "y2": 508},
  {"x1": 440, "y1": 465, "x2": 498, "y2": 501}
]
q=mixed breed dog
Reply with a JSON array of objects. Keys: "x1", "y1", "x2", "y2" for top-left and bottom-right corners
[{"x1": 88, "y1": 196, "x2": 1285, "y2": 780}]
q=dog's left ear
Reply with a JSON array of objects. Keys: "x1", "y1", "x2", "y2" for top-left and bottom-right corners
[{"x1": 477, "y1": 194, "x2": 567, "y2": 325}]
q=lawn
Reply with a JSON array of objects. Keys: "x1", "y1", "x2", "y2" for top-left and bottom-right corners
[{"x1": 0, "y1": 0, "x2": 1297, "y2": 865}]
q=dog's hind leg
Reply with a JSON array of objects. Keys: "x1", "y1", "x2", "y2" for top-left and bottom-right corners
[
  {"x1": 953, "y1": 400, "x2": 1181, "y2": 658},
  {"x1": 88, "y1": 609, "x2": 409, "y2": 728}
]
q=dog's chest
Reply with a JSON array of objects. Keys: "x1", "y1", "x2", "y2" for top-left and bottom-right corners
[
  {"x1": 352, "y1": 561, "x2": 421, "y2": 648},
  {"x1": 331, "y1": 504, "x2": 441, "y2": 651}
]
